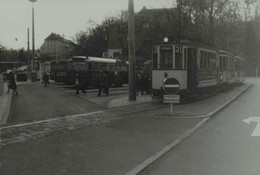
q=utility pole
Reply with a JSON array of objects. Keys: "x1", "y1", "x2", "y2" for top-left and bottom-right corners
[
  {"x1": 27, "y1": 28, "x2": 30, "y2": 80},
  {"x1": 128, "y1": 0, "x2": 136, "y2": 101},
  {"x1": 32, "y1": 2, "x2": 35, "y2": 55}
]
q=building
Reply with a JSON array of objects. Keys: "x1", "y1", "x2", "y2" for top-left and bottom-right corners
[
  {"x1": 40, "y1": 33, "x2": 76, "y2": 61},
  {"x1": 106, "y1": 7, "x2": 177, "y2": 64}
]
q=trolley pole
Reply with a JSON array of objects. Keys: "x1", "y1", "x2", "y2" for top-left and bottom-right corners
[{"x1": 128, "y1": 0, "x2": 136, "y2": 101}]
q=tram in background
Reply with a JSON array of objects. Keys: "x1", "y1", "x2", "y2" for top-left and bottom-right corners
[
  {"x1": 151, "y1": 40, "x2": 246, "y2": 102},
  {"x1": 50, "y1": 60, "x2": 68, "y2": 82},
  {"x1": 50, "y1": 56, "x2": 128, "y2": 87}
]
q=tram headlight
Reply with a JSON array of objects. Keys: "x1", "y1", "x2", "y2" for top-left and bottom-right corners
[{"x1": 163, "y1": 37, "x2": 169, "y2": 43}]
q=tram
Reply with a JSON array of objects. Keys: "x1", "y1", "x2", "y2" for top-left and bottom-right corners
[
  {"x1": 50, "y1": 60, "x2": 68, "y2": 82},
  {"x1": 151, "y1": 40, "x2": 245, "y2": 102},
  {"x1": 50, "y1": 56, "x2": 128, "y2": 87}
]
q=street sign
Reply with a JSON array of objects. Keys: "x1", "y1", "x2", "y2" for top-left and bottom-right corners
[
  {"x1": 164, "y1": 95, "x2": 180, "y2": 104},
  {"x1": 243, "y1": 117, "x2": 260, "y2": 136},
  {"x1": 163, "y1": 78, "x2": 180, "y2": 94}
]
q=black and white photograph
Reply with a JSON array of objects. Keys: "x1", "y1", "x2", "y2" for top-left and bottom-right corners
[{"x1": 0, "y1": 0, "x2": 260, "y2": 174}]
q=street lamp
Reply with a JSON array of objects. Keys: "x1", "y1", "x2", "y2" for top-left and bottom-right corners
[
  {"x1": 29, "y1": 0, "x2": 36, "y2": 55},
  {"x1": 29, "y1": 0, "x2": 37, "y2": 80}
]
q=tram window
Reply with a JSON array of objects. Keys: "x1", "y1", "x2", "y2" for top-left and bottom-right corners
[
  {"x1": 175, "y1": 53, "x2": 182, "y2": 69},
  {"x1": 184, "y1": 48, "x2": 187, "y2": 69},
  {"x1": 213, "y1": 54, "x2": 216, "y2": 69},
  {"x1": 203, "y1": 52, "x2": 207, "y2": 69},
  {"x1": 108, "y1": 64, "x2": 114, "y2": 71},
  {"x1": 153, "y1": 46, "x2": 158, "y2": 69},
  {"x1": 223, "y1": 57, "x2": 227, "y2": 70},
  {"x1": 200, "y1": 51, "x2": 203, "y2": 69},
  {"x1": 160, "y1": 46, "x2": 173, "y2": 69},
  {"x1": 153, "y1": 55, "x2": 158, "y2": 69}
]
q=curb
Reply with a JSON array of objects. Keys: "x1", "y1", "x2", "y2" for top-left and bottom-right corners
[
  {"x1": 125, "y1": 83, "x2": 253, "y2": 175},
  {"x1": 0, "y1": 83, "x2": 13, "y2": 125}
]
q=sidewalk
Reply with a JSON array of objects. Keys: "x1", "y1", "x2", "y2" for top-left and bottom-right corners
[
  {"x1": 0, "y1": 81, "x2": 13, "y2": 125},
  {"x1": 0, "y1": 79, "x2": 33, "y2": 125}
]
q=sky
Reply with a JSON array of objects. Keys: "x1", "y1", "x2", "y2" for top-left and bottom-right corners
[{"x1": 0, "y1": 0, "x2": 175, "y2": 50}]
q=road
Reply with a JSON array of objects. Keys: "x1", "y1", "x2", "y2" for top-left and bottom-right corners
[
  {"x1": 140, "y1": 78, "x2": 260, "y2": 175},
  {"x1": 1, "y1": 78, "x2": 257, "y2": 175},
  {"x1": 7, "y1": 83, "x2": 105, "y2": 123}
]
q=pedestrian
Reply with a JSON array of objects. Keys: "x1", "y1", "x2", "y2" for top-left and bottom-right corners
[
  {"x1": 7, "y1": 71, "x2": 18, "y2": 95},
  {"x1": 42, "y1": 72, "x2": 49, "y2": 87},
  {"x1": 143, "y1": 73, "x2": 151, "y2": 95},
  {"x1": 140, "y1": 72, "x2": 145, "y2": 95},
  {"x1": 98, "y1": 72, "x2": 109, "y2": 96},
  {"x1": 136, "y1": 72, "x2": 141, "y2": 96},
  {"x1": 75, "y1": 72, "x2": 86, "y2": 95}
]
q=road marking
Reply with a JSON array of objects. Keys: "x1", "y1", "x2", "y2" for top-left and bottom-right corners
[
  {"x1": 243, "y1": 117, "x2": 260, "y2": 136},
  {"x1": 0, "y1": 111, "x2": 104, "y2": 130}
]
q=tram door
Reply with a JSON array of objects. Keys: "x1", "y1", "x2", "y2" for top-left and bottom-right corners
[{"x1": 187, "y1": 48, "x2": 197, "y2": 96}]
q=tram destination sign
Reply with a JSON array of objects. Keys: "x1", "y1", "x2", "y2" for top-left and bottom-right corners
[{"x1": 164, "y1": 95, "x2": 180, "y2": 103}]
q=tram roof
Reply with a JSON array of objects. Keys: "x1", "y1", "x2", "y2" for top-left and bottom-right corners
[
  {"x1": 87, "y1": 57, "x2": 117, "y2": 63},
  {"x1": 156, "y1": 40, "x2": 218, "y2": 51},
  {"x1": 235, "y1": 55, "x2": 245, "y2": 61},
  {"x1": 70, "y1": 56, "x2": 118, "y2": 64}
]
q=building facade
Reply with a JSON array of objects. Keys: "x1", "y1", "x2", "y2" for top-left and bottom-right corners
[{"x1": 40, "y1": 33, "x2": 76, "y2": 61}]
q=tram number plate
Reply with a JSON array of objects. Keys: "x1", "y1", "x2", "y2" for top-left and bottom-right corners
[{"x1": 163, "y1": 95, "x2": 180, "y2": 104}]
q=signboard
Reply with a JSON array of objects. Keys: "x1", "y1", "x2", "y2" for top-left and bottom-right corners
[
  {"x1": 175, "y1": 45, "x2": 182, "y2": 53},
  {"x1": 163, "y1": 78, "x2": 180, "y2": 94},
  {"x1": 164, "y1": 95, "x2": 180, "y2": 104}
]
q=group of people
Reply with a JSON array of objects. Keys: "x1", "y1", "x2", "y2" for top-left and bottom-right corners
[
  {"x1": 136, "y1": 72, "x2": 152, "y2": 95},
  {"x1": 74, "y1": 71, "x2": 109, "y2": 96}
]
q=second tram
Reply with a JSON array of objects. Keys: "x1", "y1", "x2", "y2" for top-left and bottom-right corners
[{"x1": 151, "y1": 40, "x2": 245, "y2": 102}]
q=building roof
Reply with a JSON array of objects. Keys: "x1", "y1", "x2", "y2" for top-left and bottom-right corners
[
  {"x1": 44, "y1": 33, "x2": 77, "y2": 47},
  {"x1": 137, "y1": 6, "x2": 176, "y2": 18}
]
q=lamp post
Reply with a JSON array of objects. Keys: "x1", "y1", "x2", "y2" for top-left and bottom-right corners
[
  {"x1": 29, "y1": 0, "x2": 37, "y2": 80},
  {"x1": 128, "y1": 0, "x2": 136, "y2": 101},
  {"x1": 29, "y1": 0, "x2": 36, "y2": 55}
]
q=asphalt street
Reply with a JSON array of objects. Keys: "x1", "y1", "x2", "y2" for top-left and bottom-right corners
[
  {"x1": 140, "y1": 78, "x2": 260, "y2": 175},
  {"x1": 7, "y1": 83, "x2": 104, "y2": 124}
]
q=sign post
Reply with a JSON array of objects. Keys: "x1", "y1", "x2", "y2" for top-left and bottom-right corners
[{"x1": 163, "y1": 78, "x2": 180, "y2": 114}]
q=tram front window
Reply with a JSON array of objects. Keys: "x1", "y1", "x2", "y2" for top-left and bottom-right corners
[{"x1": 160, "y1": 46, "x2": 173, "y2": 69}]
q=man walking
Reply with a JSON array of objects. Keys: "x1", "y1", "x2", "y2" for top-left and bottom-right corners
[
  {"x1": 42, "y1": 72, "x2": 49, "y2": 87},
  {"x1": 98, "y1": 72, "x2": 109, "y2": 96}
]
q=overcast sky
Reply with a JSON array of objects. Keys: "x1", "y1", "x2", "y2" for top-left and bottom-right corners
[{"x1": 0, "y1": 0, "x2": 175, "y2": 50}]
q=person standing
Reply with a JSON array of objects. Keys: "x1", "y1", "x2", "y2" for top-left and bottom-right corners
[
  {"x1": 75, "y1": 73, "x2": 80, "y2": 95},
  {"x1": 98, "y1": 72, "x2": 109, "y2": 96},
  {"x1": 136, "y1": 72, "x2": 141, "y2": 96},
  {"x1": 75, "y1": 72, "x2": 86, "y2": 95},
  {"x1": 42, "y1": 72, "x2": 49, "y2": 87},
  {"x1": 7, "y1": 71, "x2": 18, "y2": 95},
  {"x1": 140, "y1": 72, "x2": 145, "y2": 95}
]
